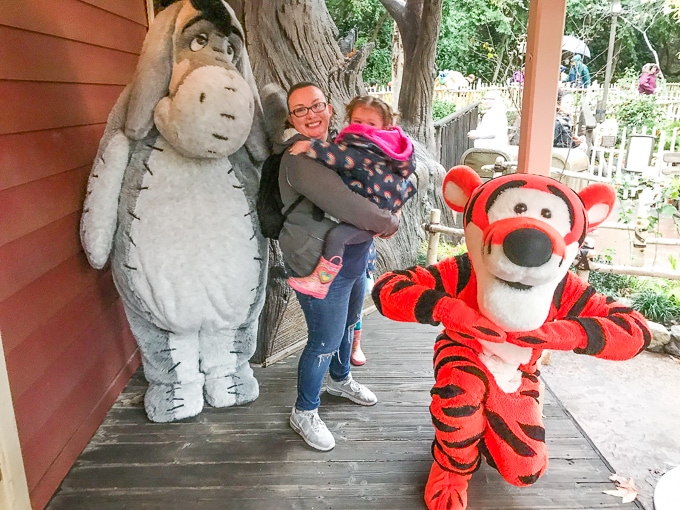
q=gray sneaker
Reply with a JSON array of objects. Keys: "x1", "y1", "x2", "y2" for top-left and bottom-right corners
[
  {"x1": 289, "y1": 407, "x2": 335, "y2": 451},
  {"x1": 326, "y1": 373, "x2": 377, "y2": 406}
]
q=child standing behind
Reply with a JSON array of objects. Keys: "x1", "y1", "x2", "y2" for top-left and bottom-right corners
[{"x1": 287, "y1": 95, "x2": 416, "y2": 299}]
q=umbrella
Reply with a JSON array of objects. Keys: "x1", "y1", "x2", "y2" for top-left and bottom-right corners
[{"x1": 562, "y1": 35, "x2": 590, "y2": 58}]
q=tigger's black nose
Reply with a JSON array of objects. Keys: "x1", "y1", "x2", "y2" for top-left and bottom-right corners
[{"x1": 503, "y1": 228, "x2": 553, "y2": 267}]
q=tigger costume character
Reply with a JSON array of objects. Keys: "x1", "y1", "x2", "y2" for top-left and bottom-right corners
[{"x1": 372, "y1": 166, "x2": 651, "y2": 510}]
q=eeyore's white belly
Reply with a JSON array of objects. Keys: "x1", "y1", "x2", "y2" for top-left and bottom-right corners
[{"x1": 126, "y1": 144, "x2": 260, "y2": 333}]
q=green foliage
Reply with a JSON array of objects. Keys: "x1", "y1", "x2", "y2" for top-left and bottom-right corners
[
  {"x1": 417, "y1": 238, "x2": 467, "y2": 265},
  {"x1": 432, "y1": 99, "x2": 457, "y2": 121},
  {"x1": 614, "y1": 95, "x2": 664, "y2": 131},
  {"x1": 631, "y1": 287, "x2": 680, "y2": 325}
]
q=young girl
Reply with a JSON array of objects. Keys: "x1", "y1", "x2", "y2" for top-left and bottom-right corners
[{"x1": 287, "y1": 95, "x2": 416, "y2": 299}]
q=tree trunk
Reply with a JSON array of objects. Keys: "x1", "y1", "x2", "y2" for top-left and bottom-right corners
[
  {"x1": 234, "y1": 0, "x2": 450, "y2": 362},
  {"x1": 380, "y1": 0, "x2": 444, "y2": 153},
  {"x1": 390, "y1": 21, "x2": 404, "y2": 113}
]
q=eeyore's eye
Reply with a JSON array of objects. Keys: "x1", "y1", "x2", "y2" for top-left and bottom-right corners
[
  {"x1": 514, "y1": 203, "x2": 527, "y2": 214},
  {"x1": 541, "y1": 208, "x2": 552, "y2": 218},
  {"x1": 190, "y1": 33, "x2": 209, "y2": 51},
  {"x1": 224, "y1": 44, "x2": 235, "y2": 61}
]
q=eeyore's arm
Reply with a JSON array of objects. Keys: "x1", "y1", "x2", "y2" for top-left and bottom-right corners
[{"x1": 80, "y1": 87, "x2": 131, "y2": 269}]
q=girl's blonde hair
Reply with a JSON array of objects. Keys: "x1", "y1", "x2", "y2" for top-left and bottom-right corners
[{"x1": 345, "y1": 95, "x2": 396, "y2": 127}]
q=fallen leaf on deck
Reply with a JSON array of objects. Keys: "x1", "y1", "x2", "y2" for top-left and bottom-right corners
[{"x1": 603, "y1": 474, "x2": 638, "y2": 503}]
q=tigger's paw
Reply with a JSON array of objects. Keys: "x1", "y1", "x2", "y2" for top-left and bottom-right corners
[{"x1": 424, "y1": 463, "x2": 470, "y2": 510}]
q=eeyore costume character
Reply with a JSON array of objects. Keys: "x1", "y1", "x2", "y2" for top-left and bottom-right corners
[{"x1": 80, "y1": 0, "x2": 269, "y2": 422}]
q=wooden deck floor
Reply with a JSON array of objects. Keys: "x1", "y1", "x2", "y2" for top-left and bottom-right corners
[{"x1": 47, "y1": 311, "x2": 641, "y2": 510}]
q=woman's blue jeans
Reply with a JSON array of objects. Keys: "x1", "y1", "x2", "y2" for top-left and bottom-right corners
[{"x1": 293, "y1": 270, "x2": 367, "y2": 411}]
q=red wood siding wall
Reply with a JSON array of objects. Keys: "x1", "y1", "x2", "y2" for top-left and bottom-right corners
[{"x1": 0, "y1": 1, "x2": 147, "y2": 507}]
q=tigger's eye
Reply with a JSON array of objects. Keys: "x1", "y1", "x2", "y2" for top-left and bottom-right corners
[
  {"x1": 541, "y1": 208, "x2": 552, "y2": 218},
  {"x1": 190, "y1": 33, "x2": 209, "y2": 51},
  {"x1": 514, "y1": 203, "x2": 527, "y2": 214}
]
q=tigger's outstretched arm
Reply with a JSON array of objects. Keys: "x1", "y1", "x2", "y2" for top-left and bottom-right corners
[
  {"x1": 372, "y1": 255, "x2": 506, "y2": 343},
  {"x1": 507, "y1": 272, "x2": 651, "y2": 360}
]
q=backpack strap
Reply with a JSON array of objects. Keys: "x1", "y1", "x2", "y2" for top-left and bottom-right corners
[{"x1": 282, "y1": 195, "x2": 304, "y2": 220}]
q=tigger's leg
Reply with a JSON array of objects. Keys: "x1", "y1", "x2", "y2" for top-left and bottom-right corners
[
  {"x1": 426, "y1": 335, "x2": 489, "y2": 510},
  {"x1": 482, "y1": 370, "x2": 548, "y2": 486}
]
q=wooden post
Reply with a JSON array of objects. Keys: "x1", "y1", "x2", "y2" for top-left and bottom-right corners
[{"x1": 426, "y1": 209, "x2": 442, "y2": 266}]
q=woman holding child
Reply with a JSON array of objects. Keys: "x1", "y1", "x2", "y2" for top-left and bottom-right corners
[{"x1": 278, "y1": 82, "x2": 406, "y2": 451}]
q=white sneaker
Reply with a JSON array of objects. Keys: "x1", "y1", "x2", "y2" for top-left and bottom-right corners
[
  {"x1": 289, "y1": 407, "x2": 335, "y2": 451},
  {"x1": 326, "y1": 373, "x2": 377, "y2": 406}
]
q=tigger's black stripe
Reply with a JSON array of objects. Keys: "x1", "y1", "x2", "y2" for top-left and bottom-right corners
[
  {"x1": 632, "y1": 316, "x2": 652, "y2": 350},
  {"x1": 486, "y1": 180, "x2": 526, "y2": 213},
  {"x1": 553, "y1": 275, "x2": 568, "y2": 310},
  {"x1": 454, "y1": 255, "x2": 472, "y2": 295},
  {"x1": 514, "y1": 335, "x2": 546, "y2": 345},
  {"x1": 450, "y1": 366, "x2": 490, "y2": 394},
  {"x1": 431, "y1": 415, "x2": 461, "y2": 433},
  {"x1": 441, "y1": 431, "x2": 484, "y2": 449},
  {"x1": 442, "y1": 404, "x2": 480, "y2": 418},
  {"x1": 519, "y1": 470, "x2": 542, "y2": 485},
  {"x1": 390, "y1": 280, "x2": 415, "y2": 295},
  {"x1": 464, "y1": 189, "x2": 482, "y2": 225},
  {"x1": 415, "y1": 290, "x2": 445, "y2": 325},
  {"x1": 567, "y1": 285, "x2": 596, "y2": 317},
  {"x1": 474, "y1": 326, "x2": 502, "y2": 337},
  {"x1": 434, "y1": 355, "x2": 473, "y2": 377},
  {"x1": 433, "y1": 440, "x2": 480, "y2": 471},
  {"x1": 609, "y1": 315, "x2": 633, "y2": 334},
  {"x1": 605, "y1": 296, "x2": 616, "y2": 304},
  {"x1": 485, "y1": 410, "x2": 537, "y2": 457},
  {"x1": 609, "y1": 306, "x2": 635, "y2": 314},
  {"x1": 431, "y1": 384, "x2": 465, "y2": 399},
  {"x1": 478, "y1": 440, "x2": 498, "y2": 470},
  {"x1": 571, "y1": 317, "x2": 606, "y2": 355},
  {"x1": 426, "y1": 264, "x2": 447, "y2": 293},
  {"x1": 520, "y1": 389, "x2": 540, "y2": 404},
  {"x1": 519, "y1": 422, "x2": 546, "y2": 442},
  {"x1": 547, "y1": 185, "x2": 575, "y2": 230},
  {"x1": 370, "y1": 276, "x2": 389, "y2": 315},
  {"x1": 523, "y1": 372, "x2": 539, "y2": 383}
]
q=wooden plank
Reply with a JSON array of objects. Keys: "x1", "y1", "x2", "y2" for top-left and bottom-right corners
[
  {"x1": 0, "y1": 0, "x2": 147, "y2": 53},
  {"x1": 0, "y1": 125, "x2": 104, "y2": 191},
  {"x1": 0, "y1": 82, "x2": 123, "y2": 135},
  {"x1": 0, "y1": 26, "x2": 138, "y2": 84},
  {"x1": 0, "y1": 252, "x2": 99, "y2": 353},
  {"x1": 6, "y1": 272, "x2": 121, "y2": 399},
  {"x1": 0, "y1": 213, "x2": 82, "y2": 302},
  {"x1": 45, "y1": 313, "x2": 639, "y2": 509},
  {"x1": 79, "y1": 0, "x2": 148, "y2": 25},
  {"x1": 0, "y1": 165, "x2": 89, "y2": 247}
]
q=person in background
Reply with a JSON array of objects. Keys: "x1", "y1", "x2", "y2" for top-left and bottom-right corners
[
  {"x1": 467, "y1": 91, "x2": 509, "y2": 149},
  {"x1": 566, "y1": 54, "x2": 591, "y2": 88},
  {"x1": 639, "y1": 63, "x2": 660, "y2": 95},
  {"x1": 553, "y1": 89, "x2": 586, "y2": 150},
  {"x1": 279, "y1": 82, "x2": 400, "y2": 451}
]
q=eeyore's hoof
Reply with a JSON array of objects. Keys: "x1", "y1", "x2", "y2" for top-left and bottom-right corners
[
  {"x1": 204, "y1": 364, "x2": 259, "y2": 407},
  {"x1": 144, "y1": 381, "x2": 204, "y2": 423}
]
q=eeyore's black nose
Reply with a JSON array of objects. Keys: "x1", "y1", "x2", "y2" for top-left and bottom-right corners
[{"x1": 503, "y1": 228, "x2": 553, "y2": 267}]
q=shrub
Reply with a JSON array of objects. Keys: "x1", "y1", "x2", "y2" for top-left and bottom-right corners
[
  {"x1": 631, "y1": 288, "x2": 680, "y2": 325},
  {"x1": 614, "y1": 95, "x2": 663, "y2": 131},
  {"x1": 432, "y1": 98, "x2": 457, "y2": 122}
]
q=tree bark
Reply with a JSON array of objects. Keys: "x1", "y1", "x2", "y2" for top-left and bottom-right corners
[
  {"x1": 233, "y1": 0, "x2": 450, "y2": 362},
  {"x1": 380, "y1": 0, "x2": 443, "y2": 153}
]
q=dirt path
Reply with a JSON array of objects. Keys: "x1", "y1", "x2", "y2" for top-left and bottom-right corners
[{"x1": 541, "y1": 349, "x2": 680, "y2": 509}]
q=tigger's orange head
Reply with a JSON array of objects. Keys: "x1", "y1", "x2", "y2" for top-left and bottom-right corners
[{"x1": 442, "y1": 165, "x2": 615, "y2": 331}]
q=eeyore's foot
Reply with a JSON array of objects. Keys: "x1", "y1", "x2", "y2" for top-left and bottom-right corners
[
  {"x1": 144, "y1": 381, "x2": 204, "y2": 423},
  {"x1": 204, "y1": 364, "x2": 259, "y2": 407}
]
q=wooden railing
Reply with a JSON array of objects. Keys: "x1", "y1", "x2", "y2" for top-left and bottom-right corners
[{"x1": 434, "y1": 102, "x2": 480, "y2": 170}]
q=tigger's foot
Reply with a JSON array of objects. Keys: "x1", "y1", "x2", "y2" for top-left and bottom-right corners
[{"x1": 424, "y1": 463, "x2": 471, "y2": 510}]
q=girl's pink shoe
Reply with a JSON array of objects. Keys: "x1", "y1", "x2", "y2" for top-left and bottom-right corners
[
  {"x1": 350, "y1": 330, "x2": 366, "y2": 366},
  {"x1": 288, "y1": 256, "x2": 343, "y2": 299}
]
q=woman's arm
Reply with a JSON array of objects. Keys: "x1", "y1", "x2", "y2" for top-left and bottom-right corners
[{"x1": 282, "y1": 152, "x2": 399, "y2": 236}]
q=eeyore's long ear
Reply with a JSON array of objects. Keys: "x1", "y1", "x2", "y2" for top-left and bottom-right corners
[
  {"x1": 221, "y1": 1, "x2": 269, "y2": 162},
  {"x1": 125, "y1": 2, "x2": 183, "y2": 140}
]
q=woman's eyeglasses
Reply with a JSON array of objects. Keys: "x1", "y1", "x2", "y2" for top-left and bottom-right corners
[{"x1": 289, "y1": 102, "x2": 327, "y2": 118}]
